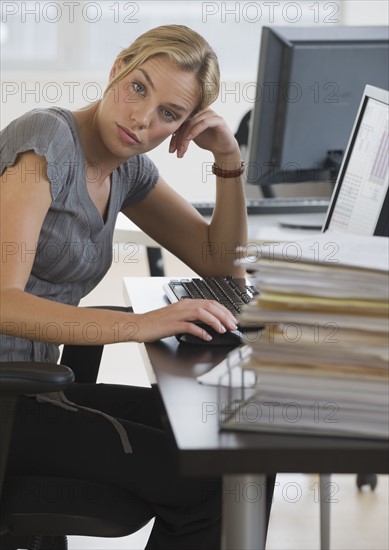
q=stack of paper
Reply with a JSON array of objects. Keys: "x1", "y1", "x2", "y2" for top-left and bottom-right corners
[{"x1": 223, "y1": 231, "x2": 389, "y2": 439}]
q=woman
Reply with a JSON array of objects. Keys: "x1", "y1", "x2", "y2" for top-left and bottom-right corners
[{"x1": 1, "y1": 25, "x2": 273, "y2": 548}]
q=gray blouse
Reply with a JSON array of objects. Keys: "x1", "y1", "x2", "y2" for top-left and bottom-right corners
[{"x1": 0, "y1": 107, "x2": 159, "y2": 363}]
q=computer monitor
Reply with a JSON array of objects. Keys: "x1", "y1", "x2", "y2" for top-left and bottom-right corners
[
  {"x1": 246, "y1": 26, "x2": 389, "y2": 199},
  {"x1": 323, "y1": 84, "x2": 389, "y2": 237}
]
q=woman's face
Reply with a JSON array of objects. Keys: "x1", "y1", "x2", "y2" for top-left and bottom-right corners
[{"x1": 98, "y1": 55, "x2": 201, "y2": 160}]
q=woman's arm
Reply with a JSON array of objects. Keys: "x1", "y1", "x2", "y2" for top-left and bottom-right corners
[
  {"x1": 1, "y1": 152, "x2": 237, "y2": 346},
  {"x1": 123, "y1": 109, "x2": 248, "y2": 278}
]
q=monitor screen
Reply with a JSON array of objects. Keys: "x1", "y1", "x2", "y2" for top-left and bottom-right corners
[
  {"x1": 246, "y1": 26, "x2": 389, "y2": 197},
  {"x1": 324, "y1": 86, "x2": 389, "y2": 237}
]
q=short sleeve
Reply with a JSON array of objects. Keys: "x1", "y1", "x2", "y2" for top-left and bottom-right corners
[
  {"x1": 0, "y1": 109, "x2": 75, "y2": 201},
  {"x1": 120, "y1": 154, "x2": 159, "y2": 208}
]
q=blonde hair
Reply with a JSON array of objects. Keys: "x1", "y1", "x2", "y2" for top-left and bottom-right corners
[{"x1": 107, "y1": 25, "x2": 220, "y2": 113}]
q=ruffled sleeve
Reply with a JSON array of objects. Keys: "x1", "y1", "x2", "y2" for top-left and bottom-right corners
[{"x1": 0, "y1": 108, "x2": 76, "y2": 201}]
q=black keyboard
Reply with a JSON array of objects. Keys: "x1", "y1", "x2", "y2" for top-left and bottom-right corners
[
  {"x1": 164, "y1": 277, "x2": 260, "y2": 345},
  {"x1": 165, "y1": 276, "x2": 258, "y2": 315},
  {"x1": 192, "y1": 197, "x2": 330, "y2": 216}
]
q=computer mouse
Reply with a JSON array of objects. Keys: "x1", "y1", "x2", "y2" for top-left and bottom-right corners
[{"x1": 176, "y1": 323, "x2": 243, "y2": 346}]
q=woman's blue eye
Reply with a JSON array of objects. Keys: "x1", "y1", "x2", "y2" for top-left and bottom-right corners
[
  {"x1": 133, "y1": 82, "x2": 144, "y2": 94},
  {"x1": 162, "y1": 109, "x2": 175, "y2": 121}
]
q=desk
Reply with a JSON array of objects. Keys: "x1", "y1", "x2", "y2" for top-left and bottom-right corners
[
  {"x1": 115, "y1": 212, "x2": 324, "y2": 276},
  {"x1": 123, "y1": 277, "x2": 389, "y2": 550},
  {"x1": 115, "y1": 211, "x2": 324, "y2": 245}
]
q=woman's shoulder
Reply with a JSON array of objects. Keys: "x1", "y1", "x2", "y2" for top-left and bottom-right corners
[
  {"x1": 1, "y1": 108, "x2": 81, "y2": 199},
  {"x1": 123, "y1": 153, "x2": 159, "y2": 176},
  {"x1": 118, "y1": 153, "x2": 159, "y2": 206},
  {"x1": 1, "y1": 107, "x2": 83, "y2": 167},
  {"x1": 1, "y1": 107, "x2": 78, "y2": 150}
]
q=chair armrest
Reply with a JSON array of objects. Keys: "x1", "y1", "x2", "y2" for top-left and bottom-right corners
[
  {"x1": 0, "y1": 362, "x2": 74, "y2": 397},
  {"x1": 0, "y1": 363, "x2": 75, "y2": 493}
]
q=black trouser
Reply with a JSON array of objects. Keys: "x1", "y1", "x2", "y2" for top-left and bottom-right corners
[{"x1": 9, "y1": 384, "x2": 275, "y2": 549}]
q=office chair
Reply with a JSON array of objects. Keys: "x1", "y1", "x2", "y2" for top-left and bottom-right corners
[
  {"x1": 0, "y1": 306, "x2": 155, "y2": 550},
  {"x1": 234, "y1": 109, "x2": 274, "y2": 198}
]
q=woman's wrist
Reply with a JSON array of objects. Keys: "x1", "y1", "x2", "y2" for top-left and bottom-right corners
[
  {"x1": 212, "y1": 161, "x2": 245, "y2": 179},
  {"x1": 213, "y1": 150, "x2": 242, "y2": 171},
  {"x1": 212, "y1": 147, "x2": 244, "y2": 178}
]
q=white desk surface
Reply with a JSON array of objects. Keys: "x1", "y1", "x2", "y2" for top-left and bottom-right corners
[
  {"x1": 122, "y1": 277, "x2": 174, "y2": 386},
  {"x1": 114, "y1": 211, "x2": 323, "y2": 248}
]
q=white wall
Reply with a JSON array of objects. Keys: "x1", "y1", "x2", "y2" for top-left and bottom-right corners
[
  {"x1": 341, "y1": 0, "x2": 389, "y2": 25},
  {"x1": 1, "y1": 2, "x2": 387, "y2": 202}
]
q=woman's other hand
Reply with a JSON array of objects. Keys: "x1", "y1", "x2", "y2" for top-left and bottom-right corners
[{"x1": 169, "y1": 109, "x2": 240, "y2": 160}]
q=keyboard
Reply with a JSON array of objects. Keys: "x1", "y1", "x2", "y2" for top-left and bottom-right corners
[
  {"x1": 192, "y1": 197, "x2": 330, "y2": 216},
  {"x1": 164, "y1": 276, "x2": 260, "y2": 346}
]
